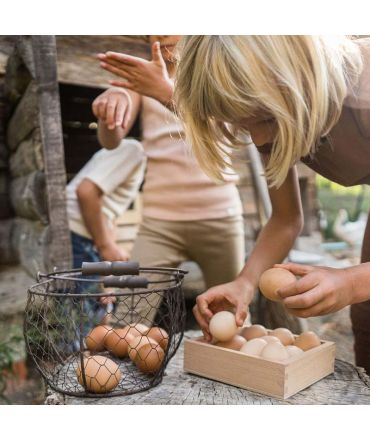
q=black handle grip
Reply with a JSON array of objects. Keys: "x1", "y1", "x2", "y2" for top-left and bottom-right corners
[
  {"x1": 82, "y1": 261, "x2": 140, "y2": 276},
  {"x1": 103, "y1": 275, "x2": 149, "y2": 289}
]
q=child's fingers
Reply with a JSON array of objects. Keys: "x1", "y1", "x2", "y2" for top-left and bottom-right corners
[
  {"x1": 122, "y1": 94, "x2": 132, "y2": 130},
  {"x1": 97, "y1": 99, "x2": 108, "y2": 121},
  {"x1": 192, "y1": 304, "x2": 212, "y2": 341},
  {"x1": 105, "y1": 51, "x2": 142, "y2": 66},
  {"x1": 114, "y1": 99, "x2": 126, "y2": 127},
  {"x1": 105, "y1": 96, "x2": 118, "y2": 129}
]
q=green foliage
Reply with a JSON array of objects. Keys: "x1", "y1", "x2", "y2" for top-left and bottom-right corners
[{"x1": 0, "y1": 334, "x2": 23, "y2": 404}]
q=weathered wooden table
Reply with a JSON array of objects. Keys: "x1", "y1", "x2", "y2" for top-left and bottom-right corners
[{"x1": 45, "y1": 331, "x2": 370, "y2": 405}]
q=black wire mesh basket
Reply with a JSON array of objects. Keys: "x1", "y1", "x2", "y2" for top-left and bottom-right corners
[{"x1": 24, "y1": 261, "x2": 187, "y2": 398}]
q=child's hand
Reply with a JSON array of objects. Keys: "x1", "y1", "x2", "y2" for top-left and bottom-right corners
[
  {"x1": 97, "y1": 242, "x2": 130, "y2": 262},
  {"x1": 97, "y1": 42, "x2": 174, "y2": 105},
  {"x1": 92, "y1": 87, "x2": 132, "y2": 130},
  {"x1": 275, "y1": 263, "x2": 354, "y2": 317},
  {"x1": 193, "y1": 277, "x2": 254, "y2": 341}
]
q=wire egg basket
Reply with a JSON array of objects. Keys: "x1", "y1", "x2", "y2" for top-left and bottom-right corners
[{"x1": 24, "y1": 261, "x2": 186, "y2": 398}]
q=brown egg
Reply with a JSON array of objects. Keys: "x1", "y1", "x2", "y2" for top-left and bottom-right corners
[
  {"x1": 104, "y1": 328, "x2": 133, "y2": 358},
  {"x1": 258, "y1": 268, "x2": 296, "y2": 301},
  {"x1": 261, "y1": 335, "x2": 281, "y2": 344},
  {"x1": 127, "y1": 335, "x2": 159, "y2": 362},
  {"x1": 145, "y1": 327, "x2": 169, "y2": 351},
  {"x1": 239, "y1": 324, "x2": 268, "y2": 340},
  {"x1": 76, "y1": 355, "x2": 121, "y2": 393},
  {"x1": 215, "y1": 335, "x2": 246, "y2": 351},
  {"x1": 209, "y1": 311, "x2": 238, "y2": 342},
  {"x1": 270, "y1": 328, "x2": 295, "y2": 346},
  {"x1": 85, "y1": 325, "x2": 112, "y2": 352},
  {"x1": 134, "y1": 342, "x2": 165, "y2": 373},
  {"x1": 286, "y1": 345, "x2": 304, "y2": 360},
  {"x1": 125, "y1": 323, "x2": 149, "y2": 339},
  {"x1": 294, "y1": 331, "x2": 321, "y2": 351}
]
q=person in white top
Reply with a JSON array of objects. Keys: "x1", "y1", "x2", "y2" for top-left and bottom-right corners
[
  {"x1": 66, "y1": 139, "x2": 146, "y2": 321},
  {"x1": 93, "y1": 36, "x2": 245, "y2": 322}
]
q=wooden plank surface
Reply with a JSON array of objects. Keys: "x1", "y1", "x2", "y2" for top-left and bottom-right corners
[
  {"x1": 45, "y1": 331, "x2": 370, "y2": 405},
  {"x1": 56, "y1": 36, "x2": 150, "y2": 88},
  {"x1": 9, "y1": 128, "x2": 43, "y2": 177}
]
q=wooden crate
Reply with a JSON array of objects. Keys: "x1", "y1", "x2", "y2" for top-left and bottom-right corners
[{"x1": 184, "y1": 336, "x2": 335, "y2": 399}]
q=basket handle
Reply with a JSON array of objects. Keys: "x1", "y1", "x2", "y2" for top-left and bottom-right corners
[
  {"x1": 81, "y1": 261, "x2": 140, "y2": 276},
  {"x1": 103, "y1": 275, "x2": 149, "y2": 289}
]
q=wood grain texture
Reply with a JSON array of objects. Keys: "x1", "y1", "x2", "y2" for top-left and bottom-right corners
[
  {"x1": 56, "y1": 36, "x2": 150, "y2": 88},
  {"x1": 6, "y1": 80, "x2": 38, "y2": 151},
  {"x1": 9, "y1": 128, "x2": 43, "y2": 177},
  {"x1": 31, "y1": 36, "x2": 72, "y2": 271},
  {"x1": 10, "y1": 170, "x2": 48, "y2": 223},
  {"x1": 45, "y1": 331, "x2": 370, "y2": 405}
]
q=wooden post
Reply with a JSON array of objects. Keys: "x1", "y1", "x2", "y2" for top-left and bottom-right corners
[{"x1": 31, "y1": 36, "x2": 72, "y2": 271}]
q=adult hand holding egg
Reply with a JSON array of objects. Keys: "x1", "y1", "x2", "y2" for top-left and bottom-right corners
[
  {"x1": 274, "y1": 263, "x2": 355, "y2": 318},
  {"x1": 193, "y1": 278, "x2": 254, "y2": 342}
]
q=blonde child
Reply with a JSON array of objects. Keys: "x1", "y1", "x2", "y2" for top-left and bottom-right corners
[
  {"x1": 175, "y1": 36, "x2": 370, "y2": 374},
  {"x1": 92, "y1": 36, "x2": 245, "y2": 322}
]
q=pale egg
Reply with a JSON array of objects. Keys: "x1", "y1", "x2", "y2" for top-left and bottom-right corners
[
  {"x1": 294, "y1": 331, "x2": 321, "y2": 351},
  {"x1": 261, "y1": 335, "x2": 281, "y2": 344},
  {"x1": 215, "y1": 335, "x2": 246, "y2": 351},
  {"x1": 260, "y1": 341, "x2": 289, "y2": 361},
  {"x1": 85, "y1": 325, "x2": 112, "y2": 352},
  {"x1": 240, "y1": 338, "x2": 267, "y2": 356},
  {"x1": 286, "y1": 345, "x2": 304, "y2": 359},
  {"x1": 209, "y1": 311, "x2": 238, "y2": 342},
  {"x1": 270, "y1": 328, "x2": 295, "y2": 346},
  {"x1": 76, "y1": 355, "x2": 121, "y2": 393},
  {"x1": 239, "y1": 324, "x2": 268, "y2": 340},
  {"x1": 258, "y1": 268, "x2": 296, "y2": 302}
]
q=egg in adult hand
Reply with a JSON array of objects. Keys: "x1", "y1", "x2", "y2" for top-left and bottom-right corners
[
  {"x1": 209, "y1": 311, "x2": 238, "y2": 342},
  {"x1": 216, "y1": 335, "x2": 246, "y2": 351},
  {"x1": 294, "y1": 331, "x2": 321, "y2": 351},
  {"x1": 270, "y1": 328, "x2": 295, "y2": 346},
  {"x1": 239, "y1": 324, "x2": 267, "y2": 340},
  {"x1": 85, "y1": 325, "x2": 112, "y2": 352},
  {"x1": 76, "y1": 355, "x2": 121, "y2": 393},
  {"x1": 261, "y1": 341, "x2": 289, "y2": 361},
  {"x1": 240, "y1": 338, "x2": 267, "y2": 356},
  {"x1": 258, "y1": 268, "x2": 296, "y2": 302}
]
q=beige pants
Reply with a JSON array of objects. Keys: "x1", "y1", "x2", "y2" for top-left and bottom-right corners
[{"x1": 115, "y1": 216, "x2": 245, "y2": 325}]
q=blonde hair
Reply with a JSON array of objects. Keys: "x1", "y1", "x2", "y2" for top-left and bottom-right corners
[{"x1": 175, "y1": 36, "x2": 363, "y2": 187}]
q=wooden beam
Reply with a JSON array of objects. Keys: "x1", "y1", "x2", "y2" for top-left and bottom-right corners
[
  {"x1": 31, "y1": 36, "x2": 72, "y2": 271},
  {"x1": 6, "y1": 80, "x2": 38, "y2": 151},
  {"x1": 10, "y1": 170, "x2": 48, "y2": 223},
  {"x1": 9, "y1": 128, "x2": 43, "y2": 178}
]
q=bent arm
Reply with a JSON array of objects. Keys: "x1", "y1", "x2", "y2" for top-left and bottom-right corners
[
  {"x1": 238, "y1": 166, "x2": 304, "y2": 289},
  {"x1": 97, "y1": 89, "x2": 141, "y2": 149}
]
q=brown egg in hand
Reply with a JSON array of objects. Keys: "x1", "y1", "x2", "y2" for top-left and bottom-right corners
[
  {"x1": 76, "y1": 355, "x2": 121, "y2": 393},
  {"x1": 258, "y1": 268, "x2": 296, "y2": 302},
  {"x1": 85, "y1": 325, "x2": 112, "y2": 352}
]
